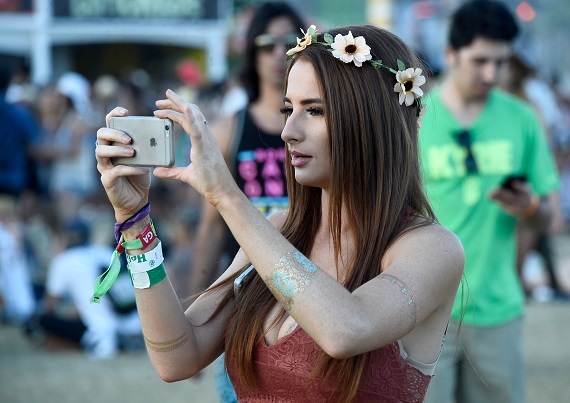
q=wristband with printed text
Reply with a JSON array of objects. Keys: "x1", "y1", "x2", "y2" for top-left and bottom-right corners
[{"x1": 126, "y1": 241, "x2": 164, "y2": 273}]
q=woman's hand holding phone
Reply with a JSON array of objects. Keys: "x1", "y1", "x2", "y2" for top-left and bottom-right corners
[
  {"x1": 95, "y1": 107, "x2": 152, "y2": 222},
  {"x1": 152, "y1": 89, "x2": 239, "y2": 208},
  {"x1": 95, "y1": 89, "x2": 239, "y2": 221}
]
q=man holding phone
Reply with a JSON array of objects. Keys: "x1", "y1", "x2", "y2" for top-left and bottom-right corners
[{"x1": 419, "y1": 1, "x2": 560, "y2": 402}]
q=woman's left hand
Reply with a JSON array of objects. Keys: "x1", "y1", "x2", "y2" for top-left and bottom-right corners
[{"x1": 153, "y1": 89, "x2": 238, "y2": 206}]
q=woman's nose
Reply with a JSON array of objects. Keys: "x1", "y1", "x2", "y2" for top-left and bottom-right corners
[{"x1": 281, "y1": 117, "x2": 301, "y2": 144}]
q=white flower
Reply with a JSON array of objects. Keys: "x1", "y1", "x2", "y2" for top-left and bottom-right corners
[
  {"x1": 393, "y1": 68, "x2": 426, "y2": 106},
  {"x1": 286, "y1": 25, "x2": 317, "y2": 56},
  {"x1": 330, "y1": 31, "x2": 372, "y2": 67}
]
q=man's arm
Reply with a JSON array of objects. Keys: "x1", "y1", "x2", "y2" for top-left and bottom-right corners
[{"x1": 520, "y1": 195, "x2": 552, "y2": 233}]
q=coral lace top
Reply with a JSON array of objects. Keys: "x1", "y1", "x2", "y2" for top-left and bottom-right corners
[{"x1": 226, "y1": 326, "x2": 433, "y2": 402}]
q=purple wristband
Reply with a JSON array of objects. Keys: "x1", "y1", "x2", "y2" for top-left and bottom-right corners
[{"x1": 114, "y1": 202, "x2": 151, "y2": 242}]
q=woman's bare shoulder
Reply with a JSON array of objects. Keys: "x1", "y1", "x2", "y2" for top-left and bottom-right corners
[{"x1": 385, "y1": 222, "x2": 464, "y2": 276}]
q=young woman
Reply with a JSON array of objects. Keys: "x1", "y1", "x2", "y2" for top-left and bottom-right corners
[{"x1": 95, "y1": 24, "x2": 464, "y2": 402}]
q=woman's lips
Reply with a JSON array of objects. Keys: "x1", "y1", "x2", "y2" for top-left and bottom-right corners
[{"x1": 290, "y1": 150, "x2": 312, "y2": 167}]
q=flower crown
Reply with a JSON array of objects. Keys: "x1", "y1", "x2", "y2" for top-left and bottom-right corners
[{"x1": 286, "y1": 25, "x2": 426, "y2": 120}]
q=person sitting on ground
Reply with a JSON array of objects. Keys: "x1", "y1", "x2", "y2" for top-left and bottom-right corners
[{"x1": 34, "y1": 218, "x2": 142, "y2": 359}]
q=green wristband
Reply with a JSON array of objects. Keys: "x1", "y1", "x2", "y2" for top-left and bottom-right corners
[{"x1": 129, "y1": 263, "x2": 167, "y2": 289}]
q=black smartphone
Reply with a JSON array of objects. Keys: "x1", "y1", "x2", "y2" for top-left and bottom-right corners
[{"x1": 501, "y1": 175, "x2": 527, "y2": 192}]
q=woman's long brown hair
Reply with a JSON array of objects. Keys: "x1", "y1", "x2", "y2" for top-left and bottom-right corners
[{"x1": 204, "y1": 25, "x2": 435, "y2": 402}]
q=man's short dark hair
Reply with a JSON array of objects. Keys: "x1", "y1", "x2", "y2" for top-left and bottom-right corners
[{"x1": 449, "y1": 0, "x2": 519, "y2": 50}]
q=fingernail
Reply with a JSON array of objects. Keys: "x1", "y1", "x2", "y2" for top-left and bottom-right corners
[
  {"x1": 166, "y1": 89, "x2": 172, "y2": 94},
  {"x1": 123, "y1": 147, "x2": 134, "y2": 155},
  {"x1": 122, "y1": 134, "x2": 131, "y2": 142},
  {"x1": 120, "y1": 108, "x2": 127, "y2": 114}
]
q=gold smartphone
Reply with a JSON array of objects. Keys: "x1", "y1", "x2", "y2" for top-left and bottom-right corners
[{"x1": 110, "y1": 116, "x2": 175, "y2": 167}]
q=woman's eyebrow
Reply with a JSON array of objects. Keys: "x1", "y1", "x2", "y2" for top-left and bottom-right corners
[{"x1": 282, "y1": 97, "x2": 323, "y2": 105}]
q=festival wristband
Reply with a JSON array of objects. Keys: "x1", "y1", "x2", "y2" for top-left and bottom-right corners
[
  {"x1": 130, "y1": 263, "x2": 167, "y2": 289},
  {"x1": 114, "y1": 202, "x2": 151, "y2": 242},
  {"x1": 116, "y1": 221, "x2": 157, "y2": 254},
  {"x1": 91, "y1": 219, "x2": 158, "y2": 303},
  {"x1": 134, "y1": 222, "x2": 158, "y2": 250},
  {"x1": 126, "y1": 241, "x2": 164, "y2": 273}
]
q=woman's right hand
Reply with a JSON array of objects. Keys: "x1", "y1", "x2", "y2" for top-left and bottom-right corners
[{"x1": 95, "y1": 107, "x2": 151, "y2": 222}]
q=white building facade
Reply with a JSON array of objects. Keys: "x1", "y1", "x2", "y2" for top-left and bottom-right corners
[{"x1": 0, "y1": 0, "x2": 231, "y2": 86}]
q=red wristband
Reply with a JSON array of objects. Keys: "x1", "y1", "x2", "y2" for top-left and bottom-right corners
[
  {"x1": 115, "y1": 221, "x2": 157, "y2": 254},
  {"x1": 137, "y1": 222, "x2": 157, "y2": 249}
]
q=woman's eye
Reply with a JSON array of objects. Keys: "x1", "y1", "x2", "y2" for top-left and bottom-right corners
[
  {"x1": 307, "y1": 107, "x2": 324, "y2": 117},
  {"x1": 279, "y1": 107, "x2": 293, "y2": 117}
]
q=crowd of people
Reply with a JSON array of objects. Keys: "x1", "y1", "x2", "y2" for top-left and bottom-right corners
[
  {"x1": 1, "y1": 0, "x2": 570, "y2": 402},
  {"x1": 0, "y1": 63, "x2": 212, "y2": 358}
]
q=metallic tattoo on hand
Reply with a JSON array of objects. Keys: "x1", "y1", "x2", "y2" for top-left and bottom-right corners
[
  {"x1": 144, "y1": 332, "x2": 188, "y2": 353},
  {"x1": 266, "y1": 251, "x2": 318, "y2": 311},
  {"x1": 379, "y1": 274, "x2": 417, "y2": 332}
]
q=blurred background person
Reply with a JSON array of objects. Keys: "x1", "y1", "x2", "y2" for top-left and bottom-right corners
[
  {"x1": 27, "y1": 218, "x2": 142, "y2": 360},
  {"x1": 0, "y1": 196, "x2": 36, "y2": 325},
  {"x1": 5, "y1": 62, "x2": 38, "y2": 112},
  {"x1": 553, "y1": 80, "x2": 570, "y2": 226},
  {"x1": 116, "y1": 71, "x2": 155, "y2": 117},
  {"x1": 91, "y1": 74, "x2": 121, "y2": 128},
  {"x1": 419, "y1": 1, "x2": 560, "y2": 402},
  {"x1": 188, "y1": 2, "x2": 304, "y2": 297},
  {"x1": 0, "y1": 65, "x2": 40, "y2": 202},
  {"x1": 0, "y1": 65, "x2": 39, "y2": 325},
  {"x1": 32, "y1": 72, "x2": 97, "y2": 224},
  {"x1": 499, "y1": 52, "x2": 570, "y2": 301}
]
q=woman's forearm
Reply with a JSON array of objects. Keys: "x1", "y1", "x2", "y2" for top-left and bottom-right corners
[{"x1": 121, "y1": 217, "x2": 224, "y2": 381}]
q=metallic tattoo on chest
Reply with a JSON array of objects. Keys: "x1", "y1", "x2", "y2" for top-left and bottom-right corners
[
  {"x1": 144, "y1": 332, "x2": 188, "y2": 353},
  {"x1": 266, "y1": 251, "x2": 318, "y2": 311},
  {"x1": 379, "y1": 274, "x2": 417, "y2": 332}
]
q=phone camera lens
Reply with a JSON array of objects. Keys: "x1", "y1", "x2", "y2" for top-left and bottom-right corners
[{"x1": 165, "y1": 125, "x2": 169, "y2": 131}]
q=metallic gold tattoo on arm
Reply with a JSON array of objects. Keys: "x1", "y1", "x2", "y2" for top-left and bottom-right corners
[
  {"x1": 265, "y1": 251, "x2": 318, "y2": 311},
  {"x1": 144, "y1": 333, "x2": 188, "y2": 353},
  {"x1": 379, "y1": 274, "x2": 417, "y2": 332}
]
